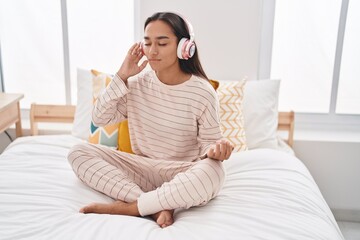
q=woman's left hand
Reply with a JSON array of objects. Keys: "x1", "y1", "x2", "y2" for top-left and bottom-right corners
[{"x1": 207, "y1": 139, "x2": 234, "y2": 161}]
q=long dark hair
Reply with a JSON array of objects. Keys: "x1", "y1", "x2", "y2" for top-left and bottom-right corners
[{"x1": 144, "y1": 12, "x2": 209, "y2": 80}]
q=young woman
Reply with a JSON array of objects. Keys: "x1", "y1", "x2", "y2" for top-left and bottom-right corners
[{"x1": 68, "y1": 12, "x2": 234, "y2": 228}]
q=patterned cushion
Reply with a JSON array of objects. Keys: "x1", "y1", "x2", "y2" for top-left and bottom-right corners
[
  {"x1": 87, "y1": 70, "x2": 133, "y2": 154},
  {"x1": 217, "y1": 80, "x2": 247, "y2": 152},
  {"x1": 88, "y1": 70, "x2": 119, "y2": 148}
]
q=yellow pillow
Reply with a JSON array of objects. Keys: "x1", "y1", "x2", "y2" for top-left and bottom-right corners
[
  {"x1": 89, "y1": 69, "x2": 133, "y2": 153},
  {"x1": 118, "y1": 119, "x2": 133, "y2": 153},
  {"x1": 209, "y1": 79, "x2": 219, "y2": 90}
]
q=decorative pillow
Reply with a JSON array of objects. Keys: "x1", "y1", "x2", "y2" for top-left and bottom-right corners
[
  {"x1": 71, "y1": 68, "x2": 133, "y2": 152},
  {"x1": 88, "y1": 70, "x2": 119, "y2": 148},
  {"x1": 217, "y1": 80, "x2": 247, "y2": 152},
  {"x1": 118, "y1": 118, "x2": 133, "y2": 153},
  {"x1": 88, "y1": 69, "x2": 134, "y2": 153},
  {"x1": 209, "y1": 79, "x2": 219, "y2": 90},
  {"x1": 243, "y1": 79, "x2": 280, "y2": 149}
]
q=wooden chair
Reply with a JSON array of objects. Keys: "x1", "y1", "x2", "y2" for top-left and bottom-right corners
[
  {"x1": 30, "y1": 104, "x2": 76, "y2": 136},
  {"x1": 277, "y1": 111, "x2": 295, "y2": 147}
]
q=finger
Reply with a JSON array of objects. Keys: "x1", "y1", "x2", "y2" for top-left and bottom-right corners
[
  {"x1": 207, "y1": 148, "x2": 215, "y2": 159},
  {"x1": 222, "y1": 140, "x2": 229, "y2": 160},
  {"x1": 135, "y1": 50, "x2": 144, "y2": 61},
  {"x1": 128, "y1": 43, "x2": 138, "y2": 55},
  {"x1": 215, "y1": 142, "x2": 221, "y2": 159},
  {"x1": 224, "y1": 141, "x2": 232, "y2": 160},
  {"x1": 133, "y1": 43, "x2": 141, "y2": 54},
  {"x1": 130, "y1": 43, "x2": 142, "y2": 57},
  {"x1": 138, "y1": 60, "x2": 148, "y2": 72}
]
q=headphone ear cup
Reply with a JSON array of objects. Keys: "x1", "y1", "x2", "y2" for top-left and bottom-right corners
[
  {"x1": 177, "y1": 38, "x2": 195, "y2": 60},
  {"x1": 177, "y1": 38, "x2": 187, "y2": 59},
  {"x1": 187, "y1": 42, "x2": 196, "y2": 59}
]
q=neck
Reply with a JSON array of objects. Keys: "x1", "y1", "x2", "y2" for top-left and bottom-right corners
[{"x1": 155, "y1": 65, "x2": 191, "y2": 86}]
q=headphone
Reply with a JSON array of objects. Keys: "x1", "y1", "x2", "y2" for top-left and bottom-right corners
[
  {"x1": 141, "y1": 13, "x2": 196, "y2": 60},
  {"x1": 176, "y1": 14, "x2": 196, "y2": 60}
]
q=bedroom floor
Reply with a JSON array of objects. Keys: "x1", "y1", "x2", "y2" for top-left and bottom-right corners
[{"x1": 337, "y1": 221, "x2": 360, "y2": 239}]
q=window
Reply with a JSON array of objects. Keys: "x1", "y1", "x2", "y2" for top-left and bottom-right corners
[
  {"x1": 0, "y1": 0, "x2": 134, "y2": 108},
  {"x1": 271, "y1": 0, "x2": 360, "y2": 120},
  {"x1": 0, "y1": 0, "x2": 65, "y2": 107},
  {"x1": 271, "y1": 0, "x2": 342, "y2": 113},
  {"x1": 336, "y1": 0, "x2": 360, "y2": 114},
  {"x1": 67, "y1": 0, "x2": 134, "y2": 105}
]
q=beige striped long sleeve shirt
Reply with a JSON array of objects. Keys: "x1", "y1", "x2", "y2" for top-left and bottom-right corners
[{"x1": 92, "y1": 70, "x2": 223, "y2": 162}]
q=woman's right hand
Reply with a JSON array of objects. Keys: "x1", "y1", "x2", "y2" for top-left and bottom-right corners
[{"x1": 117, "y1": 42, "x2": 148, "y2": 82}]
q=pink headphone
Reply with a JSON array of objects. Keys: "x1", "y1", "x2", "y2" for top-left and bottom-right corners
[
  {"x1": 176, "y1": 14, "x2": 196, "y2": 60},
  {"x1": 141, "y1": 13, "x2": 196, "y2": 60}
]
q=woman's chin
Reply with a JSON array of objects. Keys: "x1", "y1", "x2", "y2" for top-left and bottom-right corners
[{"x1": 148, "y1": 63, "x2": 160, "y2": 71}]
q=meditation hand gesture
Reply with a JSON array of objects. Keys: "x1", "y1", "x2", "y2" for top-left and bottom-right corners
[
  {"x1": 117, "y1": 43, "x2": 148, "y2": 82},
  {"x1": 207, "y1": 139, "x2": 234, "y2": 161}
]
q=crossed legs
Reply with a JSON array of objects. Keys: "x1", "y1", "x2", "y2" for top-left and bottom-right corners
[{"x1": 68, "y1": 143, "x2": 225, "y2": 228}]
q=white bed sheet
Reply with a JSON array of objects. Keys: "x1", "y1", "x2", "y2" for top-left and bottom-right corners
[{"x1": 0, "y1": 135, "x2": 344, "y2": 240}]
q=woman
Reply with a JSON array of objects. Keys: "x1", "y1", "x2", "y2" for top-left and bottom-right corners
[{"x1": 68, "y1": 12, "x2": 234, "y2": 228}]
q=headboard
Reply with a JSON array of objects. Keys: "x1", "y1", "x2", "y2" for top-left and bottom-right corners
[{"x1": 29, "y1": 104, "x2": 295, "y2": 148}]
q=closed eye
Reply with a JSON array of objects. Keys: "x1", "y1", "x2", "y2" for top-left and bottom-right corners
[{"x1": 143, "y1": 42, "x2": 168, "y2": 47}]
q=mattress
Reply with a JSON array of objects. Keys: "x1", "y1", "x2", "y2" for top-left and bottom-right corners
[{"x1": 0, "y1": 135, "x2": 344, "y2": 240}]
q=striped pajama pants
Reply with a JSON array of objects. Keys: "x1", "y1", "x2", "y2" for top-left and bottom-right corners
[{"x1": 67, "y1": 143, "x2": 225, "y2": 216}]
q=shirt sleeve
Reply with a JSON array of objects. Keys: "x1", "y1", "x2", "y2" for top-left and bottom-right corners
[
  {"x1": 92, "y1": 73, "x2": 129, "y2": 127},
  {"x1": 197, "y1": 88, "x2": 223, "y2": 158}
]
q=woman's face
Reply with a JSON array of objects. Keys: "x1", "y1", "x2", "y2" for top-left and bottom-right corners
[{"x1": 143, "y1": 20, "x2": 179, "y2": 72}]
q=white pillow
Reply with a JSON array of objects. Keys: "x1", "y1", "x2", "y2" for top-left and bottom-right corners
[
  {"x1": 72, "y1": 68, "x2": 93, "y2": 140},
  {"x1": 243, "y1": 79, "x2": 280, "y2": 149}
]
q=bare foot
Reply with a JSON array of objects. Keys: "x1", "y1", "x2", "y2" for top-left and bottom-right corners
[
  {"x1": 152, "y1": 210, "x2": 174, "y2": 228},
  {"x1": 79, "y1": 200, "x2": 140, "y2": 216}
]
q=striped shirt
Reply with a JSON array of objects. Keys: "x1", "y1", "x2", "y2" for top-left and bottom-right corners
[{"x1": 92, "y1": 70, "x2": 223, "y2": 162}]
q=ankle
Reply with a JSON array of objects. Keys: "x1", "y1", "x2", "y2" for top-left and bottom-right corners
[{"x1": 128, "y1": 201, "x2": 140, "y2": 216}]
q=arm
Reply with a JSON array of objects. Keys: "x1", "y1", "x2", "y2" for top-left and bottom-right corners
[
  {"x1": 197, "y1": 89, "x2": 234, "y2": 161},
  {"x1": 92, "y1": 74, "x2": 129, "y2": 126},
  {"x1": 92, "y1": 42, "x2": 148, "y2": 127}
]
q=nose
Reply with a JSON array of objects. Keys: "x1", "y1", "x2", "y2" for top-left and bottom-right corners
[{"x1": 148, "y1": 44, "x2": 158, "y2": 55}]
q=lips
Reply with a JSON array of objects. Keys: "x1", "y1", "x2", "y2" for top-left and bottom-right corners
[{"x1": 148, "y1": 59, "x2": 161, "y2": 61}]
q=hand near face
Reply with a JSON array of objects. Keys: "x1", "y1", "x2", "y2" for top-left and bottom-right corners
[
  {"x1": 117, "y1": 43, "x2": 148, "y2": 82},
  {"x1": 207, "y1": 139, "x2": 234, "y2": 161}
]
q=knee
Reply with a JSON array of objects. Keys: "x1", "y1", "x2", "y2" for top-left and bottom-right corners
[
  {"x1": 194, "y1": 159, "x2": 226, "y2": 196},
  {"x1": 204, "y1": 159, "x2": 226, "y2": 187},
  {"x1": 67, "y1": 142, "x2": 94, "y2": 165}
]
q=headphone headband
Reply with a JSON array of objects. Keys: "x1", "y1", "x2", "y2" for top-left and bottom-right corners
[{"x1": 178, "y1": 14, "x2": 195, "y2": 42}]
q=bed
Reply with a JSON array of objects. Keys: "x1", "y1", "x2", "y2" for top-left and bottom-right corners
[{"x1": 0, "y1": 75, "x2": 344, "y2": 239}]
